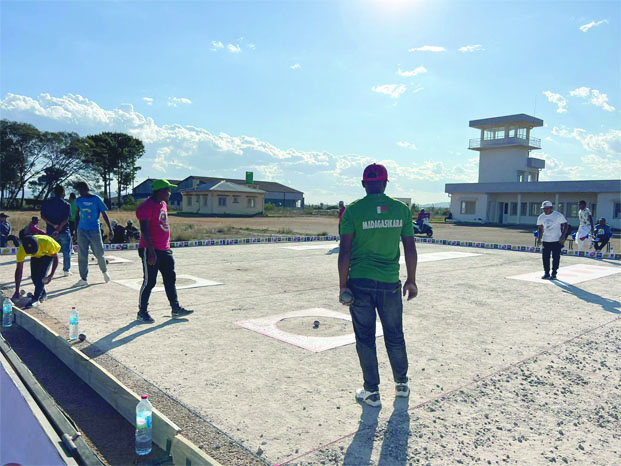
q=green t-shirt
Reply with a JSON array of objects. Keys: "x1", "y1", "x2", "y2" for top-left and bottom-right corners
[
  {"x1": 69, "y1": 202, "x2": 77, "y2": 221},
  {"x1": 340, "y1": 194, "x2": 414, "y2": 283}
]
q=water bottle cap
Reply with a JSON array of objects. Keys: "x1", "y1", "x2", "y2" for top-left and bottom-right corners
[{"x1": 141, "y1": 395, "x2": 148, "y2": 399}]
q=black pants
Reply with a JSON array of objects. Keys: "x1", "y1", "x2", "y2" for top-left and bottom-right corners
[
  {"x1": 138, "y1": 248, "x2": 179, "y2": 312},
  {"x1": 31, "y1": 256, "x2": 53, "y2": 301},
  {"x1": 0, "y1": 235, "x2": 19, "y2": 247},
  {"x1": 542, "y1": 241, "x2": 562, "y2": 274},
  {"x1": 593, "y1": 237, "x2": 610, "y2": 251}
]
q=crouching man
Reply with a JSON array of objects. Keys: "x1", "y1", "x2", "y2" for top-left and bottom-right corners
[{"x1": 12, "y1": 235, "x2": 60, "y2": 308}]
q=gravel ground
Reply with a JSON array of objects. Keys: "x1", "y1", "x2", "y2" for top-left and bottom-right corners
[{"x1": 293, "y1": 319, "x2": 621, "y2": 465}]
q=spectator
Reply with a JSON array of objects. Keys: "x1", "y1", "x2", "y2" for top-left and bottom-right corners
[
  {"x1": 126, "y1": 220, "x2": 140, "y2": 242},
  {"x1": 338, "y1": 201, "x2": 345, "y2": 234},
  {"x1": 0, "y1": 213, "x2": 20, "y2": 247},
  {"x1": 111, "y1": 221, "x2": 127, "y2": 244},
  {"x1": 28, "y1": 216, "x2": 46, "y2": 235},
  {"x1": 593, "y1": 218, "x2": 613, "y2": 251},
  {"x1": 68, "y1": 192, "x2": 78, "y2": 241},
  {"x1": 41, "y1": 185, "x2": 73, "y2": 276}
]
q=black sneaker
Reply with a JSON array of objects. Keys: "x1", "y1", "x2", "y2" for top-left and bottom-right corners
[
  {"x1": 171, "y1": 306, "x2": 194, "y2": 318},
  {"x1": 550, "y1": 273, "x2": 558, "y2": 280},
  {"x1": 40, "y1": 290, "x2": 47, "y2": 302},
  {"x1": 137, "y1": 311, "x2": 155, "y2": 323},
  {"x1": 541, "y1": 273, "x2": 551, "y2": 280}
]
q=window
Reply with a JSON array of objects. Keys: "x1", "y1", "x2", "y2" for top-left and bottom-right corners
[
  {"x1": 530, "y1": 203, "x2": 540, "y2": 216},
  {"x1": 528, "y1": 172, "x2": 537, "y2": 182},
  {"x1": 517, "y1": 171, "x2": 526, "y2": 182},
  {"x1": 203, "y1": 195, "x2": 208, "y2": 206},
  {"x1": 248, "y1": 198, "x2": 256, "y2": 208},
  {"x1": 517, "y1": 128, "x2": 527, "y2": 139},
  {"x1": 460, "y1": 200, "x2": 476, "y2": 215},
  {"x1": 186, "y1": 196, "x2": 192, "y2": 207},
  {"x1": 484, "y1": 127, "x2": 505, "y2": 140},
  {"x1": 504, "y1": 203, "x2": 509, "y2": 214},
  {"x1": 614, "y1": 202, "x2": 621, "y2": 219},
  {"x1": 508, "y1": 126, "x2": 517, "y2": 138},
  {"x1": 233, "y1": 196, "x2": 240, "y2": 204},
  {"x1": 218, "y1": 197, "x2": 227, "y2": 207},
  {"x1": 590, "y1": 203, "x2": 597, "y2": 219},
  {"x1": 510, "y1": 202, "x2": 518, "y2": 216},
  {"x1": 520, "y1": 202, "x2": 528, "y2": 216},
  {"x1": 566, "y1": 202, "x2": 579, "y2": 218}
]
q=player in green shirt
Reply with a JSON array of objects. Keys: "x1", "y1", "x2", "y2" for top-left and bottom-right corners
[{"x1": 338, "y1": 163, "x2": 418, "y2": 407}]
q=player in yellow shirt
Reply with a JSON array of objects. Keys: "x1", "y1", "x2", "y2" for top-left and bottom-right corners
[{"x1": 12, "y1": 235, "x2": 60, "y2": 308}]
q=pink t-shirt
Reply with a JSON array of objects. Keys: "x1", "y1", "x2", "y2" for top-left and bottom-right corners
[{"x1": 136, "y1": 198, "x2": 171, "y2": 250}]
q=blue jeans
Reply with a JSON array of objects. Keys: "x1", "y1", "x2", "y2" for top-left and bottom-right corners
[
  {"x1": 77, "y1": 229, "x2": 107, "y2": 280},
  {"x1": 348, "y1": 278, "x2": 408, "y2": 392},
  {"x1": 55, "y1": 231, "x2": 72, "y2": 272}
]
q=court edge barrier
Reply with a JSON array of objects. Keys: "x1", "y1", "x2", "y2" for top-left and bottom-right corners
[
  {"x1": 2, "y1": 234, "x2": 618, "y2": 260},
  {"x1": 10, "y1": 306, "x2": 223, "y2": 466}
]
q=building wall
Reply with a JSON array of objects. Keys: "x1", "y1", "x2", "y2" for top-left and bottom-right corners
[
  {"x1": 478, "y1": 148, "x2": 538, "y2": 183},
  {"x1": 597, "y1": 192, "x2": 621, "y2": 230},
  {"x1": 449, "y1": 193, "x2": 488, "y2": 222},
  {"x1": 182, "y1": 192, "x2": 264, "y2": 216},
  {"x1": 265, "y1": 192, "x2": 304, "y2": 208}
]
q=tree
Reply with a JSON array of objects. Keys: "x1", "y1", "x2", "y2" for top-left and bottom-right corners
[
  {"x1": 85, "y1": 132, "x2": 144, "y2": 207},
  {"x1": 0, "y1": 120, "x2": 46, "y2": 208},
  {"x1": 28, "y1": 132, "x2": 94, "y2": 201}
]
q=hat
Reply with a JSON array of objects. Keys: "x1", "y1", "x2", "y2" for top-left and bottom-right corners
[
  {"x1": 0, "y1": 213, "x2": 8, "y2": 218},
  {"x1": 599, "y1": 217, "x2": 606, "y2": 223},
  {"x1": 152, "y1": 179, "x2": 177, "y2": 191},
  {"x1": 362, "y1": 163, "x2": 388, "y2": 182},
  {"x1": 31, "y1": 216, "x2": 39, "y2": 222},
  {"x1": 541, "y1": 201, "x2": 553, "y2": 208},
  {"x1": 22, "y1": 236, "x2": 39, "y2": 255}
]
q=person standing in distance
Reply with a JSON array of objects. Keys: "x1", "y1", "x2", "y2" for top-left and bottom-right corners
[
  {"x1": 135, "y1": 179, "x2": 194, "y2": 323},
  {"x1": 338, "y1": 163, "x2": 418, "y2": 407},
  {"x1": 73, "y1": 182, "x2": 112, "y2": 286},
  {"x1": 536, "y1": 200, "x2": 568, "y2": 280},
  {"x1": 41, "y1": 185, "x2": 72, "y2": 276}
]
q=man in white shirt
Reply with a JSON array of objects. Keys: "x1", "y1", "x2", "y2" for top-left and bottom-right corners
[
  {"x1": 576, "y1": 200, "x2": 594, "y2": 251},
  {"x1": 536, "y1": 201, "x2": 568, "y2": 280}
]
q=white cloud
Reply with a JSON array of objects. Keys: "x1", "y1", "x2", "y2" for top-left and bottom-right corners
[
  {"x1": 579, "y1": 19, "x2": 608, "y2": 32},
  {"x1": 569, "y1": 87, "x2": 615, "y2": 112},
  {"x1": 412, "y1": 86, "x2": 424, "y2": 94},
  {"x1": 408, "y1": 45, "x2": 446, "y2": 52},
  {"x1": 396, "y1": 65, "x2": 427, "y2": 77},
  {"x1": 210, "y1": 41, "x2": 224, "y2": 51},
  {"x1": 290, "y1": 63, "x2": 301, "y2": 70},
  {"x1": 543, "y1": 91, "x2": 568, "y2": 113},
  {"x1": 248, "y1": 43, "x2": 256, "y2": 50},
  {"x1": 142, "y1": 97, "x2": 154, "y2": 106},
  {"x1": 397, "y1": 141, "x2": 417, "y2": 150},
  {"x1": 167, "y1": 97, "x2": 192, "y2": 107},
  {"x1": 534, "y1": 152, "x2": 583, "y2": 181},
  {"x1": 569, "y1": 87, "x2": 590, "y2": 98},
  {"x1": 227, "y1": 43, "x2": 241, "y2": 53},
  {"x1": 458, "y1": 44, "x2": 484, "y2": 52},
  {"x1": 552, "y1": 126, "x2": 621, "y2": 155},
  {"x1": 371, "y1": 84, "x2": 407, "y2": 99},
  {"x1": 580, "y1": 154, "x2": 621, "y2": 176}
]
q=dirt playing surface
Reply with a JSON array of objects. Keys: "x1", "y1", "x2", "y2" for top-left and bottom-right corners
[{"x1": 1, "y1": 240, "x2": 619, "y2": 465}]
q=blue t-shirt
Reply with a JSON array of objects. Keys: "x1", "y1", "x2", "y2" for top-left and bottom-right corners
[
  {"x1": 41, "y1": 196, "x2": 72, "y2": 235},
  {"x1": 595, "y1": 224, "x2": 612, "y2": 239},
  {"x1": 75, "y1": 195, "x2": 108, "y2": 231}
]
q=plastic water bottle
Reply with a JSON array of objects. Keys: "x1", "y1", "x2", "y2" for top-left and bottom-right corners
[
  {"x1": 2, "y1": 297, "x2": 12, "y2": 328},
  {"x1": 69, "y1": 307, "x2": 78, "y2": 340},
  {"x1": 135, "y1": 395, "x2": 153, "y2": 455}
]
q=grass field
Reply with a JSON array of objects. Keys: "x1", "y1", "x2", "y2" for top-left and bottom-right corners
[{"x1": 3, "y1": 210, "x2": 619, "y2": 250}]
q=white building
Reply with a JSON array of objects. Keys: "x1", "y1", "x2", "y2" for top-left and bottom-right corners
[{"x1": 445, "y1": 114, "x2": 621, "y2": 229}]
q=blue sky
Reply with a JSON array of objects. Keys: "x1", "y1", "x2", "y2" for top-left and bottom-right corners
[{"x1": 1, "y1": 0, "x2": 619, "y2": 203}]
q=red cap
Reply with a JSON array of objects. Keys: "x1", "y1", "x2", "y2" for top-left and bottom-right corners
[
  {"x1": 362, "y1": 163, "x2": 388, "y2": 182},
  {"x1": 141, "y1": 395, "x2": 148, "y2": 399}
]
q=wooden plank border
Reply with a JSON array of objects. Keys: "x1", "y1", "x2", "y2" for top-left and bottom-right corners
[{"x1": 13, "y1": 307, "x2": 222, "y2": 466}]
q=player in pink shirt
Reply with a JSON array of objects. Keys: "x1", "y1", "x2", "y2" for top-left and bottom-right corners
[{"x1": 135, "y1": 179, "x2": 194, "y2": 322}]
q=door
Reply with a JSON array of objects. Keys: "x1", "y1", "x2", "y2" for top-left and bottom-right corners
[{"x1": 498, "y1": 203, "x2": 504, "y2": 223}]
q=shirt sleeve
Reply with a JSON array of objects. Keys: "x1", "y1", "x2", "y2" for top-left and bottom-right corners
[
  {"x1": 401, "y1": 206, "x2": 414, "y2": 237},
  {"x1": 340, "y1": 207, "x2": 354, "y2": 235},
  {"x1": 536, "y1": 215, "x2": 544, "y2": 225},
  {"x1": 558, "y1": 213, "x2": 568, "y2": 224},
  {"x1": 136, "y1": 202, "x2": 151, "y2": 221},
  {"x1": 16, "y1": 247, "x2": 26, "y2": 263}
]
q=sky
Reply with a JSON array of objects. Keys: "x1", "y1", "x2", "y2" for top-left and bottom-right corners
[{"x1": 1, "y1": 0, "x2": 619, "y2": 204}]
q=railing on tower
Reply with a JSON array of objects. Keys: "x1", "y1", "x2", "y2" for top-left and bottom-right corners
[{"x1": 469, "y1": 136, "x2": 541, "y2": 149}]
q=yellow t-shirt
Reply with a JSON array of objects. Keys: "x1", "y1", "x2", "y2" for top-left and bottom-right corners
[{"x1": 16, "y1": 235, "x2": 61, "y2": 263}]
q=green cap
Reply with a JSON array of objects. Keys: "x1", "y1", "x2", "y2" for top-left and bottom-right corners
[{"x1": 152, "y1": 179, "x2": 177, "y2": 191}]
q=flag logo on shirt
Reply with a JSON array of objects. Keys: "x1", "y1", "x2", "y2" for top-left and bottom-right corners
[{"x1": 377, "y1": 206, "x2": 388, "y2": 214}]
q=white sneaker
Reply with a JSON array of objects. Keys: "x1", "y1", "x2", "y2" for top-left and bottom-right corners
[
  {"x1": 355, "y1": 388, "x2": 381, "y2": 407},
  {"x1": 63, "y1": 271, "x2": 73, "y2": 277},
  {"x1": 103, "y1": 272, "x2": 111, "y2": 283},
  {"x1": 72, "y1": 279, "x2": 89, "y2": 287},
  {"x1": 396, "y1": 381, "x2": 410, "y2": 397}
]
